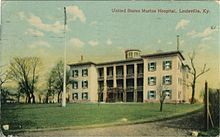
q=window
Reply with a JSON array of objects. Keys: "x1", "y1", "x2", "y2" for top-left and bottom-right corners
[
  {"x1": 163, "y1": 61, "x2": 172, "y2": 70},
  {"x1": 82, "y1": 80, "x2": 88, "y2": 88},
  {"x1": 163, "y1": 90, "x2": 172, "y2": 99},
  {"x1": 72, "y1": 70, "x2": 78, "y2": 77},
  {"x1": 148, "y1": 77, "x2": 156, "y2": 85},
  {"x1": 134, "y1": 52, "x2": 139, "y2": 57},
  {"x1": 82, "y1": 69, "x2": 88, "y2": 76},
  {"x1": 72, "y1": 81, "x2": 78, "y2": 89},
  {"x1": 72, "y1": 93, "x2": 78, "y2": 100},
  {"x1": 148, "y1": 90, "x2": 156, "y2": 99},
  {"x1": 178, "y1": 78, "x2": 182, "y2": 85},
  {"x1": 178, "y1": 91, "x2": 181, "y2": 100},
  {"x1": 82, "y1": 92, "x2": 88, "y2": 100},
  {"x1": 148, "y1": 62, "x2": 156, "y2": 71},
  {"x1": 163, "y1": 75, "x2": 172, "y2": 85}
]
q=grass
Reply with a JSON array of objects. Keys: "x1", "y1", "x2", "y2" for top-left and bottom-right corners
[
  {"x1": 1, "y1": 103, "x2": 202, "y2": 131},
  {"x1": 199, "y1": 128, "x2": 220, "y2": 136}
]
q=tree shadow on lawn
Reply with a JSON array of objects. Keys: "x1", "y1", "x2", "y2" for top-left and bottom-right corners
[
  {"x1": 159, "y1": 111, "x2": 204, "y2": 131},
  {"x1": 2, "y1": 103, "x2": 61, "y2": 110},
  {"x1": 2, "y1": 104, "x2": 37, "y2": 136}
]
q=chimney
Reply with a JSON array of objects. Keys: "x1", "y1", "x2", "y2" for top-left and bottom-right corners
[
  {"x1": 80, "y1": 55, "x2": 83, "y2": 62},
  {"x1": 177, "y1": 35, "x2": 180, "y2": 51}
]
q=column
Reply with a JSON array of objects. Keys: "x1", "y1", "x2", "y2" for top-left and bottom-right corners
[
  {"x1": 113, "y1": 65, "x2": 117, "y2": 102},
  {"x1": 134, "y1": 63, "x2": 137, "y2": 102},
  {"x1": 123, "y1": 64, "x2": 127, "y2": 102},
  {"x1": 103, "y1": 66, "x2": 107, "y2": 102}
]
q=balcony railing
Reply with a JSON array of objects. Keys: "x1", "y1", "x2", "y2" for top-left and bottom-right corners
[
  {"x1": 107, "y1": 75, "x2": 113, "y2": 80},
  {"x1": 116, "y1": 74, "x2": 123, "y2": 79},
  {"x1": 126, "y1": 86, "x2": 134, "y2": 92},
  {"x1": 107, "y1": 87, "x2": 114, "y2": 92},
  {"x1": 137, "y1": 86, "x2": 143, "y2": 91},
  {"x1": 117, "y1": 86, "x2": 123, "y2": 92},
  {"x1": 126, "y1": 73, "x2": 134, "y2": 78},
  {"x1": 137, "y1": 73, "x2": 144, "y2": 78},
  {"x1": 98, "y1": 76, "x2": 104, "y2": 80}
]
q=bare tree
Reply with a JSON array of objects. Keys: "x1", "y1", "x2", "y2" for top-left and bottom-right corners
[
  {"x1": 9, "y1": 57, "x2": 40, "y2": 103},
  {"x1": 0, "y1": 66, "x2": 9, "y2": 137},
  {"x1": 189, "y1": 51, "x2": 210, "y2": 104},
  {"x1": 157, "y1": 82, "x2": 168, "y2": 112},
  {"x1": 0, "y1": 66, "x2": 9, "y2": 90}
]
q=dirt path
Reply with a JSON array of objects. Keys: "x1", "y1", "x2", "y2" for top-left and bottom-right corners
[{"x1": 16, "y1": 112, "x2": 203, "y2": 137}]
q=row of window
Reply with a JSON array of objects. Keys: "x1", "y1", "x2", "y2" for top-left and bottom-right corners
[
  {"x1": 72, "y1": 90, "x2": 171, "y2": 100},
  {"x1": 148, "y1": 90, "x2": 172, "y2": 99},
  {"x1": 148, "y1": 61, "x2": 172, "y2": 71},
  {"x1": 148, "y1": 75, "x2": 172, "y2": 85},
  {"x1": 72, "y1": 92, "x2": 88, "y2": 100},
  {"x1": 72, "y1": 75, "x2": 171, "y2": 89},
  {"x1": 72, "y1": 61, "x2": 172, "y2": 78},
  {"x1": 72, "y1": 69, "x2": 88, "y2": 77},
  {"x1": 72, "y1": 81, "x2": 88, "y2": 89}
]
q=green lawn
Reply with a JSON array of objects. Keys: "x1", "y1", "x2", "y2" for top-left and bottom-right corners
[{"x1": 1, "y1": 103, "x2": 202, "y2": 131}]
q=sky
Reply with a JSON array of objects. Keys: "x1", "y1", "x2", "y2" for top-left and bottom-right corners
[{"x1": 0, "y1": 1, "x2": 219, "y2": 90}]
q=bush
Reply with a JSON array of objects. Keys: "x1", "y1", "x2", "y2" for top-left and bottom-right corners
[
  {"x1": 189, "y1": 98, "x2": 199, "y2": 104},
  {"x1": 209, "y1": 89, "x2": 220, "y2": 127}
]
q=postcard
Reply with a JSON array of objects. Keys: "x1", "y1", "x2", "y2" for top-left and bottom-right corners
[{"x1": 0, "y1": 1, "x2": 219, "y2": 137}]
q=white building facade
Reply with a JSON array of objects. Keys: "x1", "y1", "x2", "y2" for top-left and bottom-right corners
[{"x1": 69, "y1": 50, "x2": 191, "y2": 103}]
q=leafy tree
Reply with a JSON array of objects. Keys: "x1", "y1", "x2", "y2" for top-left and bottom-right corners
[
  {"x1": 47, "y1": 60, "x2": 71, "y2": 103},
  {"x1": 9, "y1": 57, "x2": 40, "y2": 103},
  {"x1": 189, "y1": 51, "x2": 210, "y2": 104}
]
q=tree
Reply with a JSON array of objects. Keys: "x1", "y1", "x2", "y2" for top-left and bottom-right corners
[
  {"x1": 47, "y1": 60, "x2": 71, "y2": 103},
  {"x1": 45, "y1": 76, "x2": 55, "y2": 103},
  {"x1": 0, "y1": 66, "x2": 9, "y2": 91},
  {"x1": 0, "y1": 66, "x2": 9, "y2": 137},
  {"x1": 189, "y1": 51, "x2": 210, "y2": 104},
  {"x1": 157, "y1": 82, "x2": 168, "y2": 112},
  {"x1": 9, "y1": 57, "x2": 40, "y2": 103}
]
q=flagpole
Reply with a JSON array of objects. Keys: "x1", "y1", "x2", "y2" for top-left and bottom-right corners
[{"x1": 62, "y1": 7, "x2": 67, "y2": 107}]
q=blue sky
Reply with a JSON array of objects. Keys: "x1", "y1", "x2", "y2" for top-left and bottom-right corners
[{"x1": 1, "y1": 1, "x2": 219, "y2": 88}]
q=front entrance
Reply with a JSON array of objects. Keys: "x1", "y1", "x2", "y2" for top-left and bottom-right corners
[
  {"x1": 126, "y1": 92, "x2": 134, "y2": 102},
  {"x1": 98, "y1": 92, "x2": 103, "y2": 102},
  {"x1": 137, "y1": 91, "x2": 143, "y2": 102}
]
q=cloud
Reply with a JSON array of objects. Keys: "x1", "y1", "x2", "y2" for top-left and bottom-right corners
[
  {"x1": 27, "y1": 14, "x2": 64, "y2": 33},
  {"x1": 180, "y1": 39, "x2": 184, "y2": 45},
  {"x1": 202, "y1": 36, "x2": 214, "y2": 41},
  {"x1": 90, "y1": 21, "x2": 98, "y2": 26},
  {"x1": 88, "y1": 40, "x2": 99, "y2": 47},
  {"x1": 175, "y1": 19, "x2": 190, "y2": 30},
  {"x1": 25, "y1": 28, "x2": 44, "y2": 37},
  {"x1": 28, "y1": 40, "x2": 51, "y2": 48},
  {"x1": 66, "y1": 5, "x2": 86, "y2": 23},
  {"x1": 197, "y1": 44, "x2": 211, "y2": 53},
  {"x1": 18, "y1": 12, "x2": 25, "y2": 20},
  {"x1": 157, "y1": 39, "x2": 161, "y2": 44},
  {"x1": 106, "y1": 39, "x2": 112, "y2": 45},
  {"x1": 69, "y1": 38, "x2": 85, "y2": 48},
  {"x1": 167, "y1": 41, "x2": 173, "y2": 45},
  {"x1": 187, "y1": 27, "x2": 217, "y2": 38}
]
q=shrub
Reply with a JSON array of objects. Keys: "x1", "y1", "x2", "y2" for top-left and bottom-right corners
[{"x1": 209, "y1": 89, "x2": 220, "y2": 127}]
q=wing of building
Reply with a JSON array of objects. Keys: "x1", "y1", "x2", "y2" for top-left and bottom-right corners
[{"x1": 68, "y1": 49, "x2": 191, "y2": 103}]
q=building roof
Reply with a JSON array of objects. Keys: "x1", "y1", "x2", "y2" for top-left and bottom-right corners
[
  {"x1": 68, "y1": 61, "x2": 96, "y2": 67},
  {"x1": 68, "y1": 51, "x2": 185, "y2": 67},
  {"x1": 125, "y1": 49, "x2": 141, "y2": 52},
  {"x1": 141, "y1": 51, "x2": 185, "y2": 60},
  {"x1": 96, "y1": 58, "x2": 143, "y2": 66}
]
